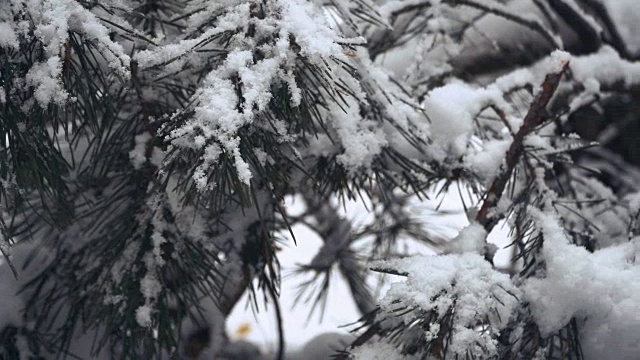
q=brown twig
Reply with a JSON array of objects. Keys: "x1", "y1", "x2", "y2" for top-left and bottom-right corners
[
  {"x1": 337, "y1": 66, "x2": 569, "y2": 356},
  {"x1": 490, "y1": 104, "x2": 516, "y2": 137},
  {"x1": 476, "y1": 62, "x2": 569, "y2": 236}
]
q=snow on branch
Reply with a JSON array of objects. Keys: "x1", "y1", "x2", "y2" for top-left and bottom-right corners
[
  {"x1": 476, "y1": 51, "x2": 570, "y2": 234},
  {"x1": 569, "y1": 45, "x2": 640, "y2": 91},
  {"x1": 148, "y1": 0, "x2": 361, "y2": 188},
  {"x1": 378, "y1": 0, "x2": 562, "y2": 48},
  {"x1": 0, "y1": 0, "x2": 130, "y2": 107},
  {"x1": 369, "y1": 253, "x2": 520, "y2": 358},
  {"x1": 524, "y1": 209, "x2": 640, "y2": 358}
]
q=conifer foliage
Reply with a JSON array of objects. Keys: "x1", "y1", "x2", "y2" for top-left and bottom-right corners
[{"x1": 0, "y1": 0, "x2": 639, "y2": 359}]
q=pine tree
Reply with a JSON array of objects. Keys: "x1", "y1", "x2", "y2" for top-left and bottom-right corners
[{"x1": 0, "y1": 0, "x2": 639, "y2": 359}]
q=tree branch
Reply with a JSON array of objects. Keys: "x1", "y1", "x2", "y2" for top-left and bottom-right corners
[
  {"x1": 476, "y1": 61, "x2": 570, "y2": 235},
  {"x1": 580, "y1": 0, "x2": 637, "y2": 60},
  {"x1": 445, "y1": 0, "x2": 562, "y2": 49},
  {"x1": 546, "y1": 0, "x2": 602, "y2": 54}
]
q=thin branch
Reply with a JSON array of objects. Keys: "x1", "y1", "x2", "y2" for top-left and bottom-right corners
[
  {"x1": 266, "y1": 278, "x2": 285, "y2": 360},
  {"x1": 444, "y1": 0, "x2": 562, "y2": 49},
  {"x1": 580, "y1": 0, "x2": 637, "y2": 60},
  {"x1": 476, "y1": 61, "x2": 570, "y2": 239},
  {"x1": 491, "y1": 104, "x2": 516, "y2": 137},
  {"x1": 546, "y1": 0, "x2": 602, "y2": 54}
]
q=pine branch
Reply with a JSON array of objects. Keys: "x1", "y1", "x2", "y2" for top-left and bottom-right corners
[{"x1": 476, "y1": 61, "x2": 570, "y2": 239}]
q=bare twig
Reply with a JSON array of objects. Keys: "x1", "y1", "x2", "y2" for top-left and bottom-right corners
[
  {"x1": 490, "y1": 104, "x2": 516, "y2": 137},
  {"x1": 476, "y1": 62, "x2": 569, "y2": 237}
]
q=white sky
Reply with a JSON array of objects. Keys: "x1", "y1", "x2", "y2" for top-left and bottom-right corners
[{"x1": 226, "y1": 186, "x2": 513, "y2": 355}]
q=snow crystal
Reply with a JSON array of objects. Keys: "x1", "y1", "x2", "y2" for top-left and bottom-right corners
[
  {"x1": 158, "y1": 0, "x2": 362, "y2": 187},
  {"x1": 445, "y1": 222, "x2": 488, "y2": 254},
  {"x1": 583, "y1": 77, "x2": 600, "y2": 94},
  {"x1": 253, "y1": 148, "x2": 268, "y2": 166},
  {"x1": 135, "y1": 305, "x2": 153, "y2": 327},
  {"x1": 493, "y1": 68, "x2": 535, "y2": 93},
  {"x1": 0, "y1": 22, "x2": 18, "y2": 48},
  {"x1": 422, "y1": 81, "x2": 507, "y2": 162},
  {"x1": 548, "y1": 50, "x2": 571, "y2": 72},
  {"x1": 3, "y1": 0, "x2": 130, "y2": 109},
  {"x1": 284, "y1": 69, "x2": 302, "y2": 106},
  {"x1": 26, "y1": 57, "x2": 68, "y2": 106},
  {"x1": 238, "y1": 58, "x2": 281, "y2": 113},
  {"x1": 36, "y1": 0, "x2": 71, "y2": 57},
  {"x1": 422, "y1": 83, "x2": 475, "y2": 162},
  {"x1": 129, "y1": 132, "x2": 151, "y2": 170},
  {"x1": 627, "y1": 192, "x2": 640, "y2": 214},
  {"x1": 78, "y1": 15, "x2": 130, "y2": 77},
  {"x1": 151, "y1": 231, "x2": 166, "y2": 267},
  {"x1": 36, "y1": 0, "x2": 129, "y2": 75},
  {"x1": 277, "y1": 0, "x2": 342, "y2": 58},
  {"x1": 140, "y1": 270, "x2": 162, "y2": 300},
  {"x1": 331, "y1": 101, "x2": 388, "y2": 171},
  {"x1": 464, "y1": 139, "x2": 510, "y2": 184},
  {"x1": 166, "y1": 46, "x2": 283, "y2": 185},
  {"x1": 374, "y1": 253, "x2": 520, "y2": 357},
  {"x1": 449, "y1": 326, "x2": 498, "y2": 356},
  {"x1": 192, "y1": 144, "x2": 222, "y2": 191},
  {"x1": 135, "y1": 3, "x2": 250, "y2": 69},
  {"x1": 233, "y1": 151, "x2": 252, "y2": 185},
  {"x1": 425, "y1": 322, "x2": 440, "y2": 342},
  {"x1": 523, "y1": 134, "x2": 550, "y2": 150},
  {"x1": 150, "y1": 147, "x2": 164, "y2": 168},
  {"x1": 570, "y1": 46, "x2": 640, "y2": 89}
]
